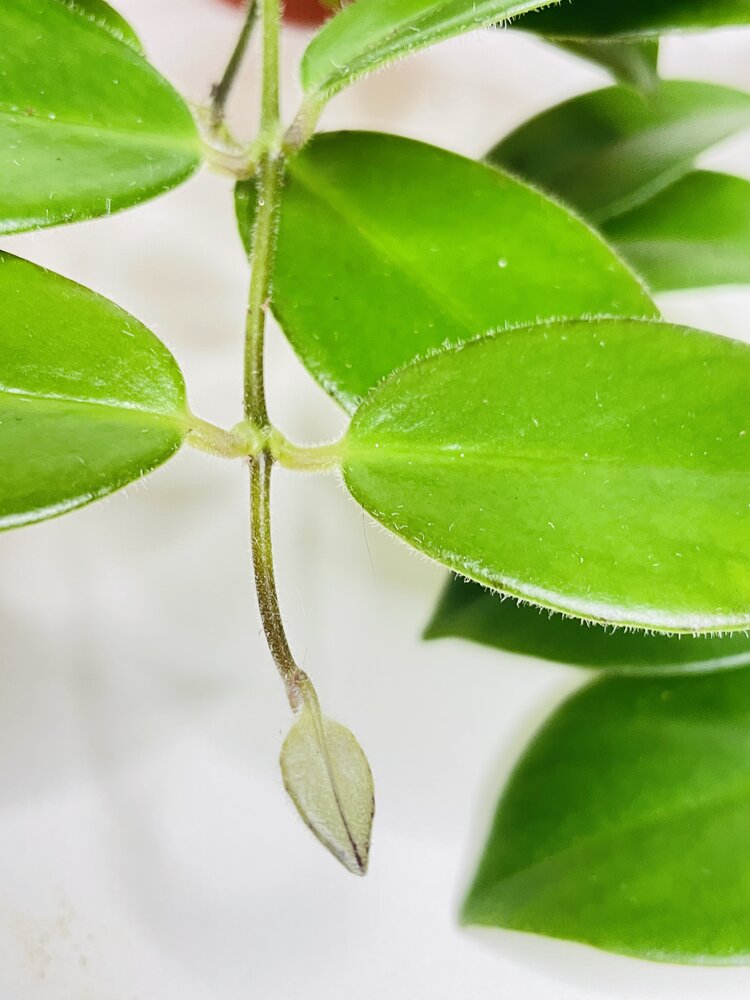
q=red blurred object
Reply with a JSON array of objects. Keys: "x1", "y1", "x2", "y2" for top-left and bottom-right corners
[
  {"x1": 220, "y1": 0, "x2": 333, "y2": 27},
  {"x1": 282, "y1": 0, "x2": 332, "y2": 25}
]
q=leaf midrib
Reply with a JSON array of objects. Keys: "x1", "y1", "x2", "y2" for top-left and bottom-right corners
[
  {"x1": 479, "y1": 773, "x2": 750, "y2": 903},
  {"x1": 0, "y1": 107, "x2": 200, "y2": 156},
  {"x1": 0, "y1": 385, "x2": 186, "y2": 429},
  {"x1": 288, "y1": 157, "x2": 493, "y2": 336},
  {"x1": 344, "y1": 439, "x2": 750, "y2": 479}
]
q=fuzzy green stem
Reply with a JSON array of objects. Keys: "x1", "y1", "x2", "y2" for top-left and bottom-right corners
[
  {"x1": 244, "y1": 153, "x2": 283, "y2": 425},
  {"x1": 244, "y1": 0, "x2": 312, "y2": 709},
  {"x1": 283, "y1": 93, "x2": 327, "y2": 155},
  {"x1": 260, "y1": 0, "x2": 281, "y2": 137},
  {"x1": 271, "y1": 433, "x2": 343, "y2": 473},
  {"x1": 185, "y1": 415, "x2": 344, "y2": 473},
  {"x1": 250, "y1": 452, "x2": 308, "y2": 707},
  {"x1": 244, "y1": 0, "x2": 283, "y2": 425},
  {"x1": 186, "y1": 414, "x2": 263, "y2": 458}
]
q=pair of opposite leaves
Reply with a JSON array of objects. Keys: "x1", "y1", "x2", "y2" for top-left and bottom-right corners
[
  {"x1": 7, "y1": 0, "x2": 750, "y2": 959},
  {"x1": 6, "y1": 0, "x2": 750, "y2": 636},
  {"x1": 7, "y1": 116, "x2": 750, "y2": 629}
]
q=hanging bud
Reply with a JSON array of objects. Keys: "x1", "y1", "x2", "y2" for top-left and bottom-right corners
[{"x1": 280, "y1": 691, "x2": 374, "y2": 876}]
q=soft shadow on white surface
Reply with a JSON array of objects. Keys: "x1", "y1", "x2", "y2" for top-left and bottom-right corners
[{"x1": 2, "y1": 2, "x2": 750, "y2": 997}]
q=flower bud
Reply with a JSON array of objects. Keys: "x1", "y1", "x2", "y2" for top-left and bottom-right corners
[{"x1": 280, "y1": 696, "x2": 374, "y2": 875}]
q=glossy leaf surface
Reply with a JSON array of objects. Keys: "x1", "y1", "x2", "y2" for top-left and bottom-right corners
[
  {"x1": 516, "y1": 0, "x2": 750, "y2": 40},
  {"x1": 0, "y1": 0, "x2": 201, "y2": 235},
  {"x1": 556, "y1": 39, "x2": 659, "y2": 91},
  {"x1": 343, "y1": 318, "x2": 750, "y2": 632},
  {"x1": 463, "y1": 667, "x2": 750, "y2": 962},
  {"x1": 0, "y1": 253, "x2": 187, "y2": 529},
  {"x1": 490, "y1": 82, "x2": 750, "y2": 223},
  {"x1": 281, "y1": 697, "x2": 374, "y2": 876},
  {"x1": 60, "y1": 0, "x2": 143, "y2": 50},
  {"x1": 426, "y1": 577, "x2": 750, "y2": 672},
  {"x1": 236, "y1": 132, "x2": 655, "y2": 412},
  {"x1": 300, "y1": 0, "x2": 558, "y2": 99},
  {"x1": 604, "y1": 171, "x2": 750, "y2": 292}
]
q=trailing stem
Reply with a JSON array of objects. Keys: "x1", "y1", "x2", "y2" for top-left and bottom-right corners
[
  {"x1": 249, "y1": 452, "x2": 309, "y2": 708},
  {"x1": 210, "y1": 9, "x2": 375, "y2": 882},
  {"x1": 244, "y1": 0, "x2": 311, "y2": 709}
]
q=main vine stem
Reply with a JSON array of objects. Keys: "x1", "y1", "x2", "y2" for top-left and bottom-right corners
[{"x1": 245, "y1": 0, "x2": 310, "y2": 711}]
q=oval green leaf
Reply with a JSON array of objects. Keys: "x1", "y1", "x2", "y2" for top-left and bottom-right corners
[
  {"x1": 0, "y1": 252, "x2": 187, "y2": 529},
  {"x1": 426, "y1": 576, "x2": 750, "y2": 672},
  {"x1": 235, "y1": 132, "x2": 655, "y2": 412},
  {"x1": 515, "y1": 0, "x2": 750, "y2": 40},
  {"x1": 59, "y1": 0, "x2": 143, "y2": 51},
  {"x1": 463, "y1": 667, "x2": 750, "y2": 962},
  {"x1": 0, "y1": 0, "x2": 201, "y2": 235},
  {"x1": 300, "y1": 0, "x2": 559, "y2": 99},
  {"x1": 604, "y1": 170, "x2": 750, "y2": 292},
  {"x1": 343, "y1": 318, "x2": 750, "y2": 633},
  {"x1": 489, "y1": 81, "x2": 750, "y2": 223}
]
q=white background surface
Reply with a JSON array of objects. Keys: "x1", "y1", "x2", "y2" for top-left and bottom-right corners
[{"x1": 3, "y1": 2, "x2": 750, "y2": 997}]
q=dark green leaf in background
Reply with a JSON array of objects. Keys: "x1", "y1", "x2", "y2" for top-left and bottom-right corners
[
  {"x1": 490, "y1": 81, "x2": 750, "y2": 222},
  {"x1": 427, "y1": 576, "x2": 750, "y2": 671},
  {"x1": 0, "y1": 0, "x2": 202, "y2": 235},
  {"x1": 554, "y1": 39, "x2": 659, "y2": 91},
  {"x1": 604, "y1": 171, "x2": 750, "y2": 292},
  {"x1": 516, "y1": 0, "x2": 750, "y2": 40},
  {"x1": 463, "y1": 666, "x2": 750, "y2": 962},
  {"x1": 344, "y1": 318, "x2": 750, "y2": 632},
  {"x1": 300, "y1": 0, "x2": 559, "y2": 99},
  {"x1": 0, "y1": 253, "x2": 187, "y2": 529},
  {"x1": 236, "y1": 132, "x2": 655, "y2": 412}
]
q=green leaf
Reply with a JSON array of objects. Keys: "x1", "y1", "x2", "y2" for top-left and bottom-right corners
[
  {"x1": 515, "y1": 0, "x2": 750, "y2": 40},
  {"x1": 300, "y1": 0, "x2": 559, "y2": 100},
  {"x1": 426, "y1": 576, "x2": 750, "y2": 672},
  {"x1": 235, "y1": 132, "x2": 655, "y2": 412},
  {"x1": 281, "y1": 694, "x2": 374, "y2": 876},
  {"x1": 489, "y1": 81, "x2": 750, "y2": 223},
  {"x1": 463, "y1": 666, "x2": 750, "y2": 962},
  {"x1": 555, "y1": 39, "x2": 659, "y2": 91},
  {"x1": 0, "y1": 0, "x2": 202, "y2": 235},
  {"x1": 343, "y1": 317, "x2": 750, "y2": 633},
  {"x1": 604, "y1": 171, "x2": 750, "y2": 292},
  {"x1": 0, "y1": 252, "x2": 187, "y2": 529},
  {"x1": 58, "y1": 0, "x2": 143, "y2": 51}
]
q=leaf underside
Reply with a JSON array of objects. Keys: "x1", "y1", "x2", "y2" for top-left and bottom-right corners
[
  {"x1": 516, "y1": 0, "x2": 750, "y2": 39},
  {"x1": 427, "y1": 576, "x2": 750, "y2": 672},
  {"x1": 301, "y1": 0, "x2": 562, "y2": 99}
]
